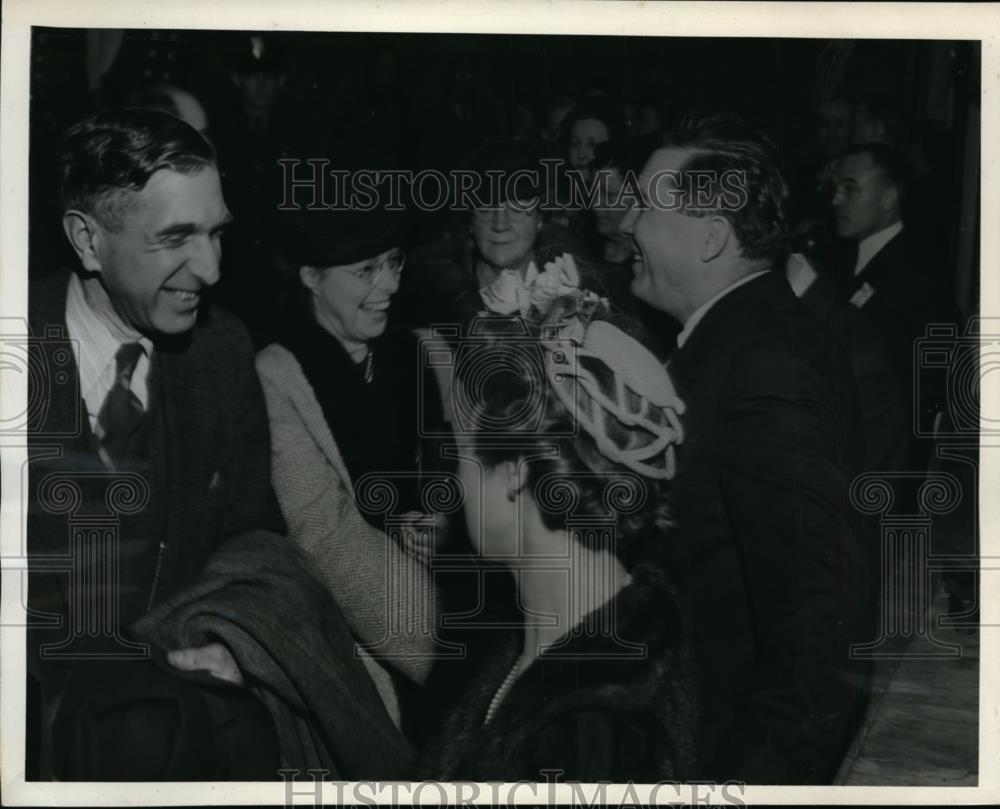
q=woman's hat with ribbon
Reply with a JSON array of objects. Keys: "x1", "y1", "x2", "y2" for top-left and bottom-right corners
[
  {"x1": 540, "y1": 293, "x2": 686, "y2": 481},
  {"x1": 478, "y1": 251, "x2": 686, "y2": 480}
]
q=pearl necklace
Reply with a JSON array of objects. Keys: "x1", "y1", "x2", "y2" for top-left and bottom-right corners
[{"x1": 484, "y1": 658, "x2": 523, "y2": 725}]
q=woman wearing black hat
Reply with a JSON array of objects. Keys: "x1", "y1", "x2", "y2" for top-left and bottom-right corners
[{"x1": 255, "y1": 203, "x2": 446, "y2": 737}]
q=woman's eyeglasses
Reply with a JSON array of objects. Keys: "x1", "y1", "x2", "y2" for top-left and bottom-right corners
[
  {"x1": 473, "y1": 199, "x2": 539, "y2": 223},
  {"x1": 338, "y1": 250, "x2": 406, "y2": 285}
]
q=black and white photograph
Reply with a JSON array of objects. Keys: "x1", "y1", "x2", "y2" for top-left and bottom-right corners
[{"x1": 0, "y1": 1, "x2": 994, "y2": 805}]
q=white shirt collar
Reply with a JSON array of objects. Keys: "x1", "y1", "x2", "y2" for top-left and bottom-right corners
[
  {"x1": 676, "y1": 270, "x2": 770, "y2": 349},
  {"x1": 786, "y1": 252, "x2": 819, "y2": 298},
  {"x1": 65, "y1": 273, "x2": 153, "y2": 421},
  {"x1": 855, "y1": 221, "x2": 903, "y2": 276}
]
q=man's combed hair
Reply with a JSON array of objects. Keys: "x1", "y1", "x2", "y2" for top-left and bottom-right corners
[
  {"x1": 59, "y1": 107, "x2": 216, "y2": 230},
  {"x1": 843, "y1": 141, "x2": 912, "y2": 197},
  {"x1": 666, "y1": 112, "x2": 791, "y2": 267}
]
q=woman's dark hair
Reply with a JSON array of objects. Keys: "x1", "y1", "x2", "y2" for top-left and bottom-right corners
[
  {"x1": 665, "y1": 112, "x2": 791, "y2": 268},
  {"x1": 59, "y1": 107, "x2": 216, "y2": 230},
  {"x1": 456, "y1": 309, "x2": 675, "y2": 568},
  {"x1": 591, "y1": 133, "x2": 662, "y2": 177},
  {"x1": 560, "y1": 97, "x2": 626, "y2": 153}
]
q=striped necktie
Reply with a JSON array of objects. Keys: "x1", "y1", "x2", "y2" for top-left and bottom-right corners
[{"x1": 96, "y1": 342, "x2": 146, "y2": 462}]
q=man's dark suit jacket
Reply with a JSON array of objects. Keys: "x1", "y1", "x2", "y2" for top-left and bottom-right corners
[
  {"x1": 26, "y1": 270, "x2": 285, "y2": 765},
  {"x1": 839, "y1": 229, "x2": 960, "y2": 472},
  {"x1": 667, "y1": 270, "x2": 873, "y2": 784},
  {"x1": 842, "y1": 230, "x2": 958, "y2": 405},
  {"x1": 800, "y1": 272, "x2": 909, "y2": 475}
]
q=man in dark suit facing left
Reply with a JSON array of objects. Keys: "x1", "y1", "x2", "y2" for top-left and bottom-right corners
[
  {"x1": 26, "y1": 107, "x2": 285, "y2": 779},
  {"x1": 619, "y1": 114, "x2": 873, "y2": 784}
]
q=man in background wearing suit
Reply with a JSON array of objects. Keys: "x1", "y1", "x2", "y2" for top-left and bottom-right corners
[
  {"x1": 831, "y1": 142, "x2": 958, "y2": 470},
  {"x1": 786, "y1": 247, "x2": 909, "y2": 476},
  {"x1": 27, "y1": 108, "x2": 284, "y2": 778},
  {"x1": 620, "y1": 114, "x2": 873, "y2": 784}
]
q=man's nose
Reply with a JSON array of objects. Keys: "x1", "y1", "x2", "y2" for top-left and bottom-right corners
[
  {"x1": 619, "y1": 206, "x2": 637, "y2": 236},
  {"x1": 831, "y1": 187, "x2": 845, "y2": 207},
  {"x1": 189, "y1": 236, "x2": 221, "y2": 287}
]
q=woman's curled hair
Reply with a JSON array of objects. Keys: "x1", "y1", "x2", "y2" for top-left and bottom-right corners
[{"x1": 455, "y1": 309, "x2": 677, "y2": 569}]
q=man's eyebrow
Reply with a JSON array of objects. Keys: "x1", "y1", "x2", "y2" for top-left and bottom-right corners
[
  {"x1": 212, "y1": 212, "x2": 235, "y2": 231},
  {"x1": 154, "y1": 212, "x2": 234, "y2": 239},
  {"x1": 153, "y1": 222, "x2": 197, "y2": 240}
]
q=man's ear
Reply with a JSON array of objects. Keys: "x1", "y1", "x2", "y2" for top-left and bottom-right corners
[
  {"x1": 62, "y1": 211, "x2": 104, "y2": 274},
  {"x1": 700, "y1": 215, "x2": 732, "y2": 263},
  {"x1": 881, "y1": 185, "x2": 900, "y2": 213},
  {"x1": 299, "y1": 265, "x2": 321, "y2": 293}
]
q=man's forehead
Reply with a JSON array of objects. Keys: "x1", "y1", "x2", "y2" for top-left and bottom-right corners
[
  {"x1": 141, "y1": 166, "x2": 220, "y2": 195},
  {"x1": 171, "y1": 91, "x2": 209, "y2": 133},
  {"x1": 640, "y1": 147, "x2": 695, "y2": 186},
  {"x1": 836, "y1": 151, "x2": 878, "y2": 181},
  {"x1": 126, "y1": 167, "x2": 224, "y2": 214}
]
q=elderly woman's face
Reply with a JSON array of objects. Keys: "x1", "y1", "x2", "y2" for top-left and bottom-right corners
[
  {"x1": 301, "y1": 247, "x2": 404, "y2": 350},
  {"x1": 472, "y1": 201, "x2": 541, "y2": 274}
]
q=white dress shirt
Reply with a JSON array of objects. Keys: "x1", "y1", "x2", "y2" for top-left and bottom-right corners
[
  {"x1": 65, "y1": 273, "x2": 153, "y2": 433},
  {"x1": 676, "y1": 270, "x2": 771, "y2": 349},
  {"x1": 855, "y1": 221, "x2": 903, "y2": 276}
]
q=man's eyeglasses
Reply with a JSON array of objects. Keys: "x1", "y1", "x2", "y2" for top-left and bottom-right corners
[
  {"x1": 473, "y1": 199, "x2": 540, "y2": 223},
  {"x1": 337, "y1": 250, "x2": 406, "y2": 285}
]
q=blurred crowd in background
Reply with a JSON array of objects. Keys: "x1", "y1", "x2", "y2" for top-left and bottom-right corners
[{"x1": 28, "y1": 30, "x2": 980, "y2": 349}]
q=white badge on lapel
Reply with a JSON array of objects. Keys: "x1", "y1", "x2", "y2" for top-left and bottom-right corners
[{"x1": 849, "y1": 282, "x2": 876, "y2": 308}]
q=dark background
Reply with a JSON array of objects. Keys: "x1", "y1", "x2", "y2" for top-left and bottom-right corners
[{"x1": 28, "y1": 29, "x2": 981, "y2": 332}]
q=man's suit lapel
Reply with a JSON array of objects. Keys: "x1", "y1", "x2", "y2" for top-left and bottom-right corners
[
  {"x1": 850, "y1": 231, "x2": 904, "y2": 296},
  {"x1": 827, "y1": 238, "x2": 857, "y2": 299},
  {"x1": 149, "y1": 339, "x2": 207, "y2": 591},
  {"x1": 670, "y1": 272, "x2": 777, "y2": 390},
  {"x1": 28, "y1": 271, "x2": 93, "y2": 454}
]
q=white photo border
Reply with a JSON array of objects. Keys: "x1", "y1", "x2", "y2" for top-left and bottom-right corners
[{"x1": 2, "y1": 0, "x2": 996, "y2": 805}]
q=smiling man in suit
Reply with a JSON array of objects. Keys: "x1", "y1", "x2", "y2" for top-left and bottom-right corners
[
  {"x1": 27, "y1": 107, "x2": 285, "y2": 779},
  {"x1": 619, "y1": 113, "x2": 873, "y2": 784}
]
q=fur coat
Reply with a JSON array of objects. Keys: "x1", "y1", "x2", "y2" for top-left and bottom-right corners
[{"x1": 417, "y1": 559, "x2": 700, "y2": 783}]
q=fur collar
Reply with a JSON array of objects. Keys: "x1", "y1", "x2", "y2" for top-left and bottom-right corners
[{"x1": 420, "y1": 557, "x2": 698, "y2": 781}]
